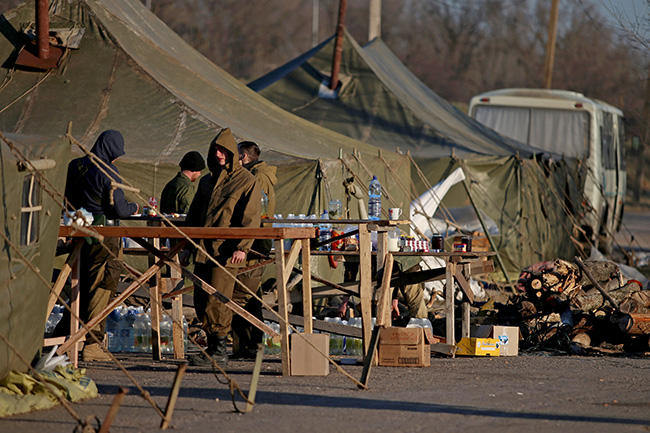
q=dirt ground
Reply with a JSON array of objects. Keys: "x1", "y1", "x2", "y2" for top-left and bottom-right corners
[{"x1": 1, "y1": 352, "x2": 648, "y2": 433}]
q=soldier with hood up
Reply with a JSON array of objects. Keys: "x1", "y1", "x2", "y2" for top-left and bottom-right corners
[
  {"x1": 62, "y1": 130, "x2": 139, "y2": 361},
  {"x1": 183, "y1": 128, "x2": 261, "y2": 366}
]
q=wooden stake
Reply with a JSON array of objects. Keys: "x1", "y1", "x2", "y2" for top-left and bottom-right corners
[
  {"x1": 98, "y1": 387, "x2": 128, "y2": 433},
  {"x1": 160, "y1": 363, "x2": 187, "y2": 430}
]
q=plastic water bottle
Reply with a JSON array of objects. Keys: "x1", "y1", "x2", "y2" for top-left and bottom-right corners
[
  {"x1": 107, "y1": 307, "x2": 123, "y2": 352},
  {"x1": 161, "y1": 315, "x2": 173, "y2": 354},
  {"x1": 319, "y1": 210, "x2": 331, "y2": 251},
  {"x1": 368, "y1": 176, "x2": 382, "y2": 220}
]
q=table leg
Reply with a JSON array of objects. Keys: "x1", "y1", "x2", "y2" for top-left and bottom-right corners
[
  {"x1": 170, "y1": 255, "x2": 184, "y2": 359},
  {"x1": 462, "y1": 302, "x2": 470, "y2": 339},
  {"x1": 275, "y1": 240, "x2": 290, "y2": 376},
  {"x1": 358, "y1": 224, "x2": 372, "y2": 356},
  {"x1": 69, "y1": 252, "x2": 81, "y2": 367},
  {"x1": 151, "y1": 279, "x2": 162, "y2": 360},
  {"x1": 301, "y1": 239, "x2": 313, "y2": 334},
  {"x1": 445, "y1": 260, "x2": 455, "y2": 346}
]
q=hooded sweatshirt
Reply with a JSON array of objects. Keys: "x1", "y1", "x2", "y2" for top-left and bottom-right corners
[
  {"x1": 64, "y1": 130, "x2": 137, "y2": 219},
  {"x1": 186, "y1": 128, "x2": 261, "y2": 266}
]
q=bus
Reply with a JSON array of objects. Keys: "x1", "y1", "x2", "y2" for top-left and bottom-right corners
[{"x1": 468, "y1": 88, "x2": 626, "y2": 251}]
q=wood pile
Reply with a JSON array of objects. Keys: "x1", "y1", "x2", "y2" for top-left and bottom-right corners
[{"x1": 505, "y1": 259, "x2": 650, "y2": 355}]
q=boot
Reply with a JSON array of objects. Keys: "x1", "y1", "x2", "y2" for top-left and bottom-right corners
[
  {"x1": 189, "y1": 335, "x2": 228, "y2": 367},
  {"x1": 82, "y1": 342, "x2": 111, "y2": 362}
]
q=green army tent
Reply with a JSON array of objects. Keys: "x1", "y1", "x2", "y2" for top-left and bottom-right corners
[
  {"x1": 250, "y1": 33, "x2": 586, "y2": 278},
  {"x1": 0, "y1": 0, "x2": 415, "y2": 379},
  {"x1": 0, "y1": 133, "x2": 71, "y2": 380},
  {"x1": 0, "y1": 0, "x2": 408, "y2": 219}
]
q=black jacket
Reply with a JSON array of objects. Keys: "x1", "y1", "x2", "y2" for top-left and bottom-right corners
[{"x1": 65, "y1": 130, "x2": 137, "y2": 219}]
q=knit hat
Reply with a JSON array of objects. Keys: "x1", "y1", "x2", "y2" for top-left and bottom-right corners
[{"x1": 179, "y1": 151, "x2": 205, "y2": 171}]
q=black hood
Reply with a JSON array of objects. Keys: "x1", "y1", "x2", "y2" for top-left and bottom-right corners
[{"x1": 90, "y1": 130, "x2": 125, "y2": 163}]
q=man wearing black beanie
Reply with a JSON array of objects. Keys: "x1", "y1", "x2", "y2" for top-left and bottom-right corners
[{"x1": 160, "y1": 151, "x2": 206, "y2": 214}]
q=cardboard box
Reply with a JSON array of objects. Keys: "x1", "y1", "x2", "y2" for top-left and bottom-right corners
[
  {"x1": 456, "y1": 337, "x2": 500, "y2": 356},
  {"x1": 290, "y1": 333, "x2": 330, "y2": 376},
  {"x1": 472, "y1": 325, "x2": 519, "y2": 356},
  {"x1": 378, "y1": 327, "x2": 434, "y2": 367}
]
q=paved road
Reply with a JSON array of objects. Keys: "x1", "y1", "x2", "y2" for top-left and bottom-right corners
[
  {"x1": 615, "y1": 210, "x2": 650, "y2": 251},
  {"x1": 1, "y1": 353, "x2": 648, "y2": 432}
]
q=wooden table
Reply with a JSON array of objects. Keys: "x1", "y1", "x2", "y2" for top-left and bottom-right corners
[{"x1": 50, "y1": 225, "x2": 315, "y2": 374}]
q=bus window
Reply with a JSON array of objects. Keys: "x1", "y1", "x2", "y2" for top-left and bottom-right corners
[
  {"x1": 601, "y1": 113, "x2": 616, "y2": 169},
  {"x1": 473, "y1": 105, "x2": 530, "y2": 144},
  {"x1": 529, "y1": 109, "x2": 589, "y2": 158},
  {"x1": 617, "y1": 116, "x2": 626, "y2": 169}
]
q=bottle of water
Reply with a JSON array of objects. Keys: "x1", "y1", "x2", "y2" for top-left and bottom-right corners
[
  {"x1": 368, "y1": 176, "x2": 382, "y2": 220},
  {"x1": 319, "y1": 210, "x2": 331, "y2": 251},
  {"x1": 121, "y1": 307, "x2": 138, "y2": 352},
  {"x1": 161, "y1": 315, "x2": 173, "y2": 354},
  {"x1": 132, "y1": 307, "x2": 147, "y2": 353},
  {"x1": 107, "y1": 306, "x2": 123, "y2": 352}
]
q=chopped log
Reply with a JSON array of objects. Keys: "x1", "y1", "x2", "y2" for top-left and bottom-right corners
[
  {"x1": 617, "y1": 313, "x2": 650, "y2": 335},
  {"x1": 571, "y1": 332, "x2": 591, "y2": 347},
  {"x1": 543, "y1": 273, "x2": 560, "y2": 288},
  {"x1": 530, "y1": 279, "x2": 542, "y2": 290}
]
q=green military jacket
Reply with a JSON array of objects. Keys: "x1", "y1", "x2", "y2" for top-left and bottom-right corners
[
  {"x1": 160, "y1": 172, "x2": 195, "y2": 214},
  {"x1": 186, "y1": 129, "x2": 261, "y2": 267}
]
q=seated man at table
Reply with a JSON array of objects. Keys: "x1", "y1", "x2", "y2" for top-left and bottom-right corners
[
  {"x1": 160, "y1": 151, "x2": 205, "y2": 215},
  {"x1": 182, "y1": 128, "x2": 261, "y2": 366},
  {"x1": 61, "y1": 130, "x2": 139, "y2": 361}
]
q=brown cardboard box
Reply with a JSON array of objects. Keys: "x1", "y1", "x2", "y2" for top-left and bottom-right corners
[
  {"x1": 378, "y1": 327, "x2": 434, "y2": 367},
  {"x1": 472, "y1": 325, "x2": 519, "y2": 356},
  {"x1": 290, "y1": 333, "x2": 330, "y2": 376}
]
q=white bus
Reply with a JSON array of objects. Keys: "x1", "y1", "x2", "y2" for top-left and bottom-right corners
[{"x1": 469, "y1": 88, "x2": 626, "y2": 251}]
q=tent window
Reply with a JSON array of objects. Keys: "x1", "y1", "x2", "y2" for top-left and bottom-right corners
[{"x1": 20, "y1": 174, "x2": 41, "y2": 246}]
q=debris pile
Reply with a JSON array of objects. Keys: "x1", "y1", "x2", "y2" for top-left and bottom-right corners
[{"x1": 498, "y1": 259, "x2": 649, "y2": 355}]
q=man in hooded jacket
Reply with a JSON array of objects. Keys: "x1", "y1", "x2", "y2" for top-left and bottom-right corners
[
  {"x1": 231, "y1": 141, "x2": 277, "y2": 358},
  {"x1": 184, "y1": 128, "x2": 261, "y2": 366},
  {"x1": 63, "y1": 130, "x2": 139, "y2": 361}
]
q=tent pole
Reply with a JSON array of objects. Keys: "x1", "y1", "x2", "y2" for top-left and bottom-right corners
[
  {"x1": 461, "y1": 176, "x2": 510, "y2": 282},
  {"x1": 330, "y1": 0, "x2": 347, "y2": 90}
]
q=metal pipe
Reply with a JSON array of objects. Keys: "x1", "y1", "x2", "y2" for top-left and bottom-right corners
[
  {"x1": 36, "y1": 0, "x2": 50, "y2": 59},
  {"x1": 329, "y1": 0, "x2": 347, "y2": 90}
]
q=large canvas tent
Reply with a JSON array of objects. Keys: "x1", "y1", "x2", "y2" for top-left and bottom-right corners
[
  {"x1": 250, "y1": 33, "x2": 586, "y2": 276},
  {"x1": 0, "y1": 133, "x2": 71, "y2": 380},
  {"x1": 0, "y1": 0, "x2": 408, "y2": 219},
  {"x1": 0, "y1": 0, "x2": 414, "y2": 379}
]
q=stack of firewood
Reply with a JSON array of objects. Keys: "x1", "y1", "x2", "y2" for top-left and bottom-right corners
[{"x1": 517, "y1": 259, "x2": 584, "y2": 303}]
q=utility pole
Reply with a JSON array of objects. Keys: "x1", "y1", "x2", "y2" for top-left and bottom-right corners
[
  {"x1": 330, "y1": 0, "x2": 347, "y2": 91},
  {"x1": 312, "y1": 0, "x2": 319, "y2": 47},
  {"x1": 369, "y1": 0, "x2": 381, "y2": 42},
  {"x1": 543, "y1": 0, "x2": 559, "y2": 89}
]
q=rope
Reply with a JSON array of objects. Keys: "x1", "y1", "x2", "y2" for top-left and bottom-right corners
[
  {"x1": 406, "y1": 152, "x2": 458, "y2": 225},
  {"x1": 65, "y1": 132, "x2": 364, "y2": 388}
]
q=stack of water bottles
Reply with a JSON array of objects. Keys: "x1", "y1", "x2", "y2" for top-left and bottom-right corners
[
  {"x1": 106, "y1": 305, "x2": 188, "y2": 353},
  {"x1": 45, "y1": 304, "x2": 65, "y2": 335},
  {"x1": 405, "y1": 317, "x2": 434, "y2": 330},
  {"x1": 323, "y1": 317, "x2": 372, "y2": 356}
]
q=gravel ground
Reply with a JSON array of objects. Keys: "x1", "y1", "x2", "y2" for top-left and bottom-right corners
[{"x1": 1, "y1": 352, "x2": 648, "y2": 433}]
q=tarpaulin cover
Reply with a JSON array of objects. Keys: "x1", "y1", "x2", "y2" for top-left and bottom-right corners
[
  {"x1": 0, "y1": 133, "x2": 71, "y2": 380},
  {"x1": 0, "y1": 0, "x2": 409, "y2": 216},
  {"x1": 250, "y1": 33, "x2": 542, "y2": 159},
  {"x1": 0, "y1": 365, "x2": 97, "y2": 417}
]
